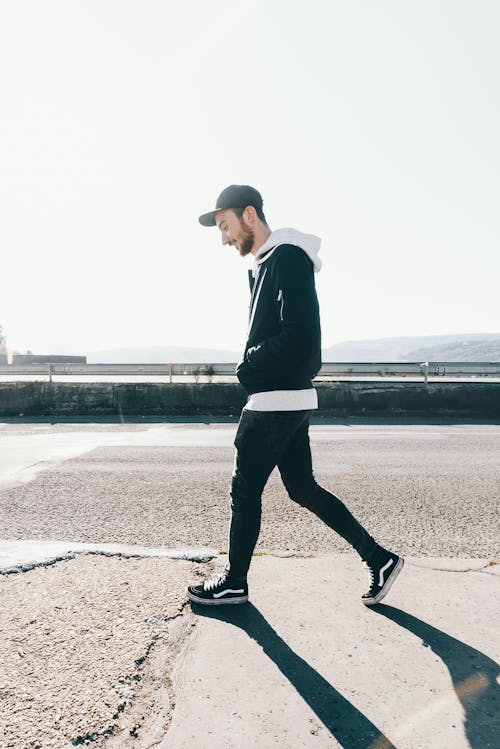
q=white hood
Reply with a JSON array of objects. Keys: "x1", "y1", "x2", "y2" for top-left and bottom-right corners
[{"x1": 252, "y1": 228, "x2": 322, "y2": 278}]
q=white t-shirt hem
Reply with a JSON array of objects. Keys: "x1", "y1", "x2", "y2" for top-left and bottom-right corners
[{"x1": 244, "y1": 388, "x2": 318, "y2": 412}]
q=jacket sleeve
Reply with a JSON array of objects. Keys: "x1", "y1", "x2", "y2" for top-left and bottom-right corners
[{"x1": 245, "y1": 245, "x2": 319, "y2": 371}]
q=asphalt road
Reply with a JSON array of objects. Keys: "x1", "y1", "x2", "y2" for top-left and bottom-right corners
[{"x1": 0, "y1": 421, "x2": 499, "y2": 558}]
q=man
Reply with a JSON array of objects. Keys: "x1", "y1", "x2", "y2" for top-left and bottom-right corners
[{"x1": 187, "y1": 185, "x2": 403, "y2": 607}]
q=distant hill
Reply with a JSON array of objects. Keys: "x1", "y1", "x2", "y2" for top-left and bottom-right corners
[
  {"x1": 407, "y1": 339, "x2": 500, "y2": 362},
  {"x1": 322, "y1": 333, "x2": 500, "y2": 362},
  {"x1": 87, "y1": 334, "x2": 500, "y2": 364},
  {"x1": 87, "y1": 345, "x2": 240, "y2": 363}
]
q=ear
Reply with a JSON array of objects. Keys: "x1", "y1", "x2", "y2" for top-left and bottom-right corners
[{"x1": 243, "y1": 205, "x2": 257, "y2": 224}]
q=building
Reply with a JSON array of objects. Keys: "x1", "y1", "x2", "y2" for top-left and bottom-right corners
[
  {"x1": 0, "y1": 329, "x2": 7, "y2": 365},
  {"x1": 11, "y1": 354, "x2": 87, "y2": 365}
]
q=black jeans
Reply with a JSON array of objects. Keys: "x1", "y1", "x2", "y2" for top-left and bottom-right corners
[{"x1": 228, "y1": 409, "x2": 377, "y2": 579}]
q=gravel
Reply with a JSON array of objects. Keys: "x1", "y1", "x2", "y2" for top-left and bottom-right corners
[
  {"x1": 0, "y1": 555, "x2": 201, "y2": 749},
  {"x1": 1, "y1": 431, "x2": 499, "y2": 558}
]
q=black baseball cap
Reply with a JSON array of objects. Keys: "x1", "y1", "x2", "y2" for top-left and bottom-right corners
[{"x1": 198, "y1": 184, "x2": 263, "y2": 227}]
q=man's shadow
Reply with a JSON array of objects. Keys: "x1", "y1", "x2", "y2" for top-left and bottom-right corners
[
  {"x1": 370, "y1": 604, "x2": 500, "y2": 749},
  {"x1": 192, "y1": 602, "x2": 398, "y2": 749}
]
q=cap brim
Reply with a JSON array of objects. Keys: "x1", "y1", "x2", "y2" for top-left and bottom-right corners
[{"x1": 198, "y1": 210, "x2": 217, "y2": 227}]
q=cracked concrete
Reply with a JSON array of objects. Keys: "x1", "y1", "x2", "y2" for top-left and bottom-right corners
[
  {"x1": 0, "y1": 554, "x2": 207, "y2": 749},
  {"x1": 103, "y1": 609, "x2": 199, "y2": 749},
  {"x1": 0, "y1": 540, "x2": 218, "y2": 576},
  {"x1": 3, "y1": 552, "x2": 498, "y2": 749}
]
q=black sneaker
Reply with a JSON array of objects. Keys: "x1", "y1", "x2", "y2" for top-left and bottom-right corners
[
  {"x1": 187, "y1": 570, "x2": 248, "y2": 606},
  {"x1": 362, "y1": 548, "x2": 404, "y2": 606}
]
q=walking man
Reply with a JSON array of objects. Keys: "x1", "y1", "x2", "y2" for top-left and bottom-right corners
[{"x1": 187, "y1": 185, "x2": 404, "y2": 606}]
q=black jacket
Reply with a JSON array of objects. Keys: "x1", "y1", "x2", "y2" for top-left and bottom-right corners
[{"x1": 236, "y1": 243, "x2": 322, "y2": 395}]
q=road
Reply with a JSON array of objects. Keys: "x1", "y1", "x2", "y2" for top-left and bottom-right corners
[{"x1": 1, "y1": 420, "x2": 498, "y2": 558}]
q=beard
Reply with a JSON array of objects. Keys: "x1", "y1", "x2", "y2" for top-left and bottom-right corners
[{"x1": 237, "y1": 222, "x2": 255, "y2": 257}]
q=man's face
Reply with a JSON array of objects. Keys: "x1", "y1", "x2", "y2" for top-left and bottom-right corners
[{"x1": 215, "y1": 208, "x2": 255, "y2": 257}]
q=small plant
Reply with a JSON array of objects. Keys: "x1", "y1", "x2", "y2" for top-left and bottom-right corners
[{"x1": 203, "y1": 364, "x2": 216, "y2": 382}]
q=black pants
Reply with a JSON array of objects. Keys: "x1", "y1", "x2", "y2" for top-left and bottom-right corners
[{"x1": 228, "y1": 409, "x2": 377, "y2": 579}]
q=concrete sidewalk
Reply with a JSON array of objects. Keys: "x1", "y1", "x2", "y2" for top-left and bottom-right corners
[
  {"x1": 165, "y1": 554, "x2": 499, "y2": 749},
  {"x1": 1, "y1": 547, "x2": 498, "y2": 747}
]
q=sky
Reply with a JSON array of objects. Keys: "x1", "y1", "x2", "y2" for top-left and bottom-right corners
[{"x1": 1, "y1": 0, "x2": 499, "y2": 356}]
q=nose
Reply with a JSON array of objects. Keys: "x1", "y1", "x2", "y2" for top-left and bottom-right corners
[{"x1": 221, "y1": 231, "x2": 230, "y2": 246}]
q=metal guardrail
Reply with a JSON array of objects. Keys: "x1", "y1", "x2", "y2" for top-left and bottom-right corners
[
  {"x1": 1, "y1": 362, "x2": 500, "y2": 383},
  {"x1": 319, "y1": 361, "x2": 500, "y2": 380}
]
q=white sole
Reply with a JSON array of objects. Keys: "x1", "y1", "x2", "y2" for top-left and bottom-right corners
[
  {"x1": 362, "y1": 557, "x2": 404, "y2": 606},
  {"x1": 186, "y1": 590, "x2": 249, "y2": 606}
]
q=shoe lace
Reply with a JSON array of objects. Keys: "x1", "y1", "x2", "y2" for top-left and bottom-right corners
[
  {"x1": 363, "y1": 561, "x2": 375, "y2": 589},
  {"x1": 203, "y1": 571, "x2": 229, "y2": 592}
]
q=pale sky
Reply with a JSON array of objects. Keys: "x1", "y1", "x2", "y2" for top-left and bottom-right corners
[{"x1": 1, "y1": 0, "x2": 499, "y2": 355}]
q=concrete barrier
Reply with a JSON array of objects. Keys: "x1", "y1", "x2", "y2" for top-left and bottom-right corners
[
  {"x1": 316, "y1": 381, "x2": 500, "y2": 417},
  {"x1": 0, "y1": 381, "x2": 499, "y2": 418}
]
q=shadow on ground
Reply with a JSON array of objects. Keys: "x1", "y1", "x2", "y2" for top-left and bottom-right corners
[
  {"x1": 370, "y1": 604, "x2": 500, "y2": 749},
  {"x1": 192, "y1": 602, "x2": 398, "y2": 749}
]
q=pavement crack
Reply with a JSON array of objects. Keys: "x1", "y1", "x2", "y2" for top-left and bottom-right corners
[
  {"x1": 0, "y1": 552, "x2": 78, "y2": 575},
  {"x1": 136, "y1": 610, "x2": 198, "y2": 749},
  {"x1": 71, "y1": 726, "x2": 116, "y2": 746},
  {"x1": 407, "y1": 560, "x2": 497, "y2": 574},
  {"x1": 253, "y1": 550, "x2": 316, "y2": 559},
  {"x1": 1, "y1": 548, "x2": 217, "y2": 576},
  {"x1": 101, "y1": 597, "x2": 198, "y2": 749}
]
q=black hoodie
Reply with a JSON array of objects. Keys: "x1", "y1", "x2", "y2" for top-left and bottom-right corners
[{"x1": 236, "y1": 235, "x2": 322, "y2": 396}]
